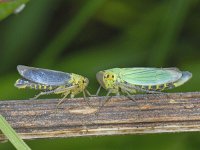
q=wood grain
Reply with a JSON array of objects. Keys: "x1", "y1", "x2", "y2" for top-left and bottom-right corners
[{"x1": 0, "y1": 92, "x2": 200, "y2": 140}]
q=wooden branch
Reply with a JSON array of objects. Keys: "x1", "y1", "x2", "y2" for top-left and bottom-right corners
[{"x1": 0, "y1": 92, "x2": 200, "y2": 140}]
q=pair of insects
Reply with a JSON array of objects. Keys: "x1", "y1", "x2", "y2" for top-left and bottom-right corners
[{"x1": 15, "y1": 65, "x2": 192, "y2": 106}]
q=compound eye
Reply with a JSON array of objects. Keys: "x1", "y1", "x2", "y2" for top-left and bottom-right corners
[
  {"x1": 106, "y1": 74, "x2": 109, "y2": 78},
  {"x1": 112, "y1": 75, "x2": 114, "y2": 78}
]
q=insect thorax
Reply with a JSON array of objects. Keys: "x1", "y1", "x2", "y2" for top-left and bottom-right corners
[{"x1": 70, "y1": 73, "x2": 88, "y2": 94}]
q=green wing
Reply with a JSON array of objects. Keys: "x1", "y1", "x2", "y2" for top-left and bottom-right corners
[{"x1": 119, "y1": 68, "x2": 182, "y2": 85}]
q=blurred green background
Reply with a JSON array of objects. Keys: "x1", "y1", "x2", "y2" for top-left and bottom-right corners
[{"x1": 0, "y1": 0, "x2": 200, "y2": 149}]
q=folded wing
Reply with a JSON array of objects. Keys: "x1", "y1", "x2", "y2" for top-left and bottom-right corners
[
  {"x1": 120, "y1": 68, "x2": 182, "y2": 85},
  {"x1": 17, "y1": 65, "x2": 71, "y2": 86}
]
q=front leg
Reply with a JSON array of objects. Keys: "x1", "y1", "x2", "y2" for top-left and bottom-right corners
[
  {"x1": 95, "y1": 86, "x2": 101, "y2": 96},
  {"x1": 95, "y1": 90, "x2": 113, "y2": 114}
]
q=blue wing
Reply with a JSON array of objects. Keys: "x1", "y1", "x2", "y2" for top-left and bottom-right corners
[
  {"x1": 17, "y1": 65, "x2": 71, "y2": 86},
  {"x1": 119, "y1": 67, "x2": 182, "y2": 85}
]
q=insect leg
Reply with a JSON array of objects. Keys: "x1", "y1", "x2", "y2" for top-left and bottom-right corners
[
  {"x1": 32, "y1": 85, "x2": 75, "y2": 100},
  {"x1": 122, "y1": 90, "x2": 141, "y2": 109},
  {"x1": 85, "y1": 89, "x2": 92, "y2": 96},
  {"x1": 101, "y1": 90, "x2": 112, "y2": 106},
  {"x1": 30, "y1": 90, "x2": 57, "y2": 100},
  {"x1": 124, "y1": 84, "x2": 165, "y2": 100},
  {"x1": 82, "y1": 90, "x2": 93, "y2": 107},
  {"x1": 54, "y1": 85, "x2": 76, "y2": 94},
  {"x1": 84, "y1": 89, "x2": 96, "y2": 97},
  {"x1": 123, "y1": 90, "x2": 137, "y2": 102},
  {"x1": 117, "y1": 83, "x2": 137, "y2": 102},
  {"x1": 56, "y1": 92, "x2": 70, "y2": 108},
  {"x1": 95, "y1": 90, "x2": 112, "y2": 115},
  {"x1": 118, "y1": 82, "x2": 166, "y2": 102},
  {"x1": 56, "y1": 86, "x2": 77, "y2": 107},
  {"x1": 95, "y1": 86, "x2": 102, "y2": 96}
]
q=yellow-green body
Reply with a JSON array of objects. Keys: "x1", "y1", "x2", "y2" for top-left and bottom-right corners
[{"x1": 96, "y1": 67, "x2": 192, "y2": 96}]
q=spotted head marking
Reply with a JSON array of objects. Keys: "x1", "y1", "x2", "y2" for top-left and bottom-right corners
[{"x1": 96, "y1": 70, "x2": 119, "y2": 93}]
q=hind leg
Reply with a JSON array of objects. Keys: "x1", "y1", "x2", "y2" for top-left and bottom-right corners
[{"x1": 30, "y1": 90, "x2": 57, "y2": 100}]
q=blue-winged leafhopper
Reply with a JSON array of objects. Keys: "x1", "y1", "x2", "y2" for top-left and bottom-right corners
[{"x1": 15, "y1": 65, "x2": 90, "y2": 106}]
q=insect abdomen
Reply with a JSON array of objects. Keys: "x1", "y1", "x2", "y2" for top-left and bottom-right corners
[
  {"x1": 15, "y1": 79, "x2": 29, "y2": 89},
  {"x1": 15, "y1": 79, "x2": 54, "y2": 90},
  {"x1": 139, "y1": 83, "x2": 175, "y2": 91}
]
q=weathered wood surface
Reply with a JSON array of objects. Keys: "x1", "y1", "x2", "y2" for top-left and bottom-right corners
[{"x1": 0, "y1": 92, "x2": 200, "y2": 140}]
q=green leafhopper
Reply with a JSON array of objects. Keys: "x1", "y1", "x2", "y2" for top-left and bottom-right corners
[
  {"x1": 96, "y1": 67, "x2": 192, "y2": 97},
  {"x1": 15, "y1": 65, "x2": 90, "y2": 106}
]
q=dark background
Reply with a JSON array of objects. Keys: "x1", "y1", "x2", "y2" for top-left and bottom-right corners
[{"x1": 0, "y1": 0, "x2": 200, "y2": 149}]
